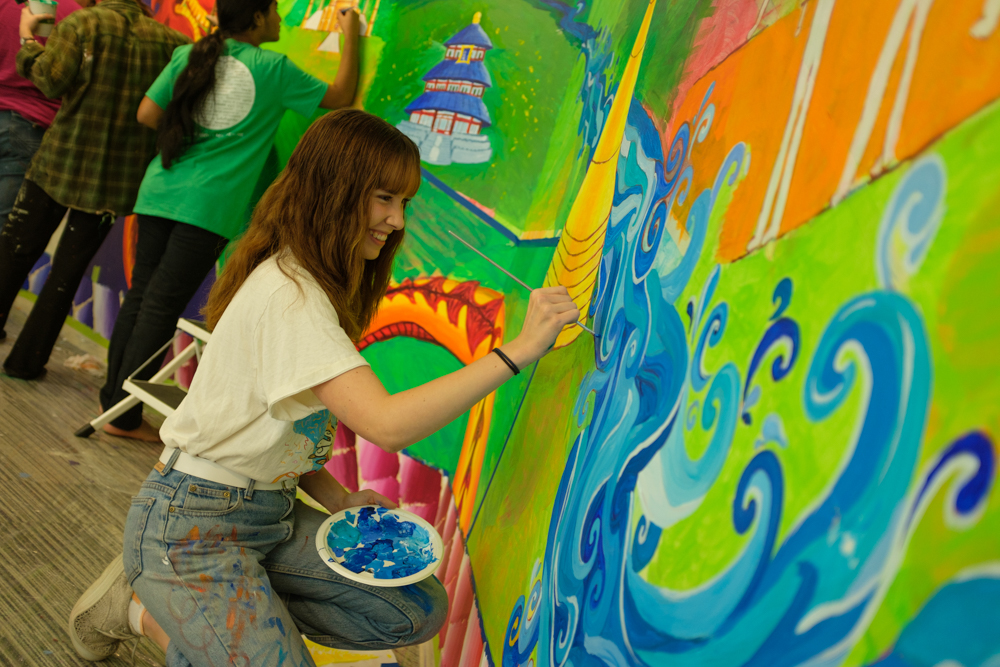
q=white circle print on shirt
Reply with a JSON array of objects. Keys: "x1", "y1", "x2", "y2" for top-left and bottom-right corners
[{"x1": 195, "y1": 56, "x2": 256, "y2": 130}]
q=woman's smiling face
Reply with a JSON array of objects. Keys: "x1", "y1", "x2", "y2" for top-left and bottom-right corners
[{"x1": 364, "y1": 190, "x2": 409, "y2": 259}]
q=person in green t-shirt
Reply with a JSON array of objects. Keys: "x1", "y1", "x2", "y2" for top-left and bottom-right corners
[{"x1": 98, "y1": 0, "x2": 360, "y2": 441}]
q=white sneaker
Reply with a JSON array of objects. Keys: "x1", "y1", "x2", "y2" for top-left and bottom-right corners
[{"x1": 67, "y1": 554, "x2": 140, "y2": 661}]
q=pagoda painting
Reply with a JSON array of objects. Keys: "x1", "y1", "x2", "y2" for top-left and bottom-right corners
[{"x1": 397, "y1": 12, "x2": 494, "y2": 166}]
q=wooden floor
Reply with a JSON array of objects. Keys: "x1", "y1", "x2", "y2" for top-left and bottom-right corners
[{"x1": 0, "y1": 296, "x2": 166, "y2": 666}]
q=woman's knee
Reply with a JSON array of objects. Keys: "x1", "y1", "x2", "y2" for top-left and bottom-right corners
[{"x1": 297, "y1": 575, "x2": 449, "y2": 650}]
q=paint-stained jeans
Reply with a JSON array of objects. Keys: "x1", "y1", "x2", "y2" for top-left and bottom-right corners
[
  {"x1": 0, "y1": 179, "x2": 112, "y2": 373},
  {"x1": 124, "y1": 466, "x2": 448, "y2": 667}
]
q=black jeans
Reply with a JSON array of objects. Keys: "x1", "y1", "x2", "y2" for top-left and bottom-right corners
[
  {"x1": 100, "y1": 214, "x2": 227, "y2": 430},
  {"x1": 0, "y1": 179, "x2": 113, "y2": 378}
]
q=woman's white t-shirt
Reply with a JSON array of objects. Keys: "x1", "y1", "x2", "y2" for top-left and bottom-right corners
[{"x1": 159, "y1": 256, "x2": 369, "y2": 484}]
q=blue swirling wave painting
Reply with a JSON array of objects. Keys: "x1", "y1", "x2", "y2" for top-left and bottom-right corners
[
  {"x1": 327, "y1": 507, "x2": 436, "y2": 579},
  {"x1": 502, "y1": 93, "x2": 997, "y2": 667}
]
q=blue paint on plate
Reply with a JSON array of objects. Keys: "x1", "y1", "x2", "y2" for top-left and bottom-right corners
[{"x1": 327, "y1": 507, "x2": 436, "y2": 579}]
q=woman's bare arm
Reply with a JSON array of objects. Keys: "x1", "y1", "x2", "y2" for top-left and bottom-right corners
[
  {"x1": 312, "y1": 287, "x2": 581, "y2": 453},
  {"x1": 137, "y1": 96, "x2": 164, "y2": 129},
  {"x1": 298, "y1": 466, "x2": 397, "y2": 513},
  {"x1": 319, "y1": 10, "x2": 360, "y2": 109}
]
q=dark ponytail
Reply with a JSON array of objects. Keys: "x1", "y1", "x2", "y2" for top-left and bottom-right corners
[{"x1": 157, "y1": 0, "x2": 274, "y2": 168}]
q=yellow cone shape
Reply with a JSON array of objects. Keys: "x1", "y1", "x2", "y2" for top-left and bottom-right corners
[{"x1": 544, "y1": 0, "x2": 657, "y2": 348}]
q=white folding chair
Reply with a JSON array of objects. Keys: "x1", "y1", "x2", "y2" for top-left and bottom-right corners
[{"x1": 74, "y1": 318, "x2": 211, "y2": 437}]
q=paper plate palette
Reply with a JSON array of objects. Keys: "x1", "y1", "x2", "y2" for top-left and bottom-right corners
[{"x1": 316, "y1": 505, "x2": 443, "y2": 587}]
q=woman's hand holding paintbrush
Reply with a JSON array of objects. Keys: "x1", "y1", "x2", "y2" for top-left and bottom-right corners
[
  {"x1": 446, "y1": 230, "x2": 597, "y2": 336},
  {"x1": 336, "y1": 6, "x2": 361, "y2": 33},
  {"x1": 501, "y1": 286, "x2": 581, "y2": 367}
]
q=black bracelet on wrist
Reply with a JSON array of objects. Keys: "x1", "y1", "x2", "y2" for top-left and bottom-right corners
[{"x1": 492, "y1": 348, "x2": 520, "y2": 376}]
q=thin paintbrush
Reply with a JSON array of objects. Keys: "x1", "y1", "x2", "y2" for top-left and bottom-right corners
[{"x1": 447, "y1": 230, "x2": 597, "y2": 336}]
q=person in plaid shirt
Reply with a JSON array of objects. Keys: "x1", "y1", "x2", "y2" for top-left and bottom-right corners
[{"x1": 0, "y1": 0, "x2": 188, "y2": 380}]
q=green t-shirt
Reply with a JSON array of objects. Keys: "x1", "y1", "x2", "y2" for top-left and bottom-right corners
[{"x1": 134, "y1": 39, "x2": 327, "y2": 240}]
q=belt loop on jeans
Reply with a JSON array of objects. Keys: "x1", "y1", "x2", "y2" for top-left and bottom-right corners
[
  {"x1": 159, "y1": 448, "x2": 180, "y2": 476},
  {"x1": 245, "y1": 478, "x2": 256, "y2": 501}
]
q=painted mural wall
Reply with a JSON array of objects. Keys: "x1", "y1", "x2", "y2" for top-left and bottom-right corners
[{"x1": 22, "y1": 0, "x2": 1000, "y2": 665}]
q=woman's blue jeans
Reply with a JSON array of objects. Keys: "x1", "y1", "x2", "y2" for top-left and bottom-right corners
[{"x1": 124, "y1": 464, "x2": 448, "y2": 667}]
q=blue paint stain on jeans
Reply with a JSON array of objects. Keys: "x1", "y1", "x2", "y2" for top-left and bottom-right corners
[
  {"x1": 267, "y1": 616, "x2": 286, "y2": 637},
  {"x1": 327, "y1": 507, "x2": 435, "y2": 579}
]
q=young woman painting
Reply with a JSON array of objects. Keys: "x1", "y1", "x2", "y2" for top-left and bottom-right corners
[
  {"x1": 67, "y1": 109, "x2": 581, "y2": 666},
  {"x1": 98, "y1": 0, "x2": 360, "y2": 441}
]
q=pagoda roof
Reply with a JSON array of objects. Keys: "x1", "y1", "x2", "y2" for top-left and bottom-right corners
[
  {"x1": 445, "y1": 23, "x2": 493, "y2": 49},
  {"x1": 405, "y1": 91, "x2": 492, "y2": 126},
  {"x1": 423, "y1": 60, "x2": 492, "y2": 87}
]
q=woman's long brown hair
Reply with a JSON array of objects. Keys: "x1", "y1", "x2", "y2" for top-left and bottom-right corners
[{"x1": 203, "y1": 109, "x2": 421, "y2": 340}]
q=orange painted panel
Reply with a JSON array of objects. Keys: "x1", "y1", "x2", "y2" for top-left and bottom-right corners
[
  {"x1": 664, "y1": 0, "x2": 1000, "y2": 262},
  {"x1": 667, "y1": 1, "x2": 811, "y2": 250},
  {"x1": 777, "y1": 0, "x2": 909, "y2": 234}
]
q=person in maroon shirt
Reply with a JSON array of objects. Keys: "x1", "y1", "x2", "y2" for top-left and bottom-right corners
[{"x1": 0, "y1": 0, "x2": 82, "y2": 229}]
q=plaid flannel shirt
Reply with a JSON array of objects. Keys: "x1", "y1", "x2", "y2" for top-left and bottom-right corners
[{"x1": 16, "y1": 0, "x2": 189, "y2": 216}]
